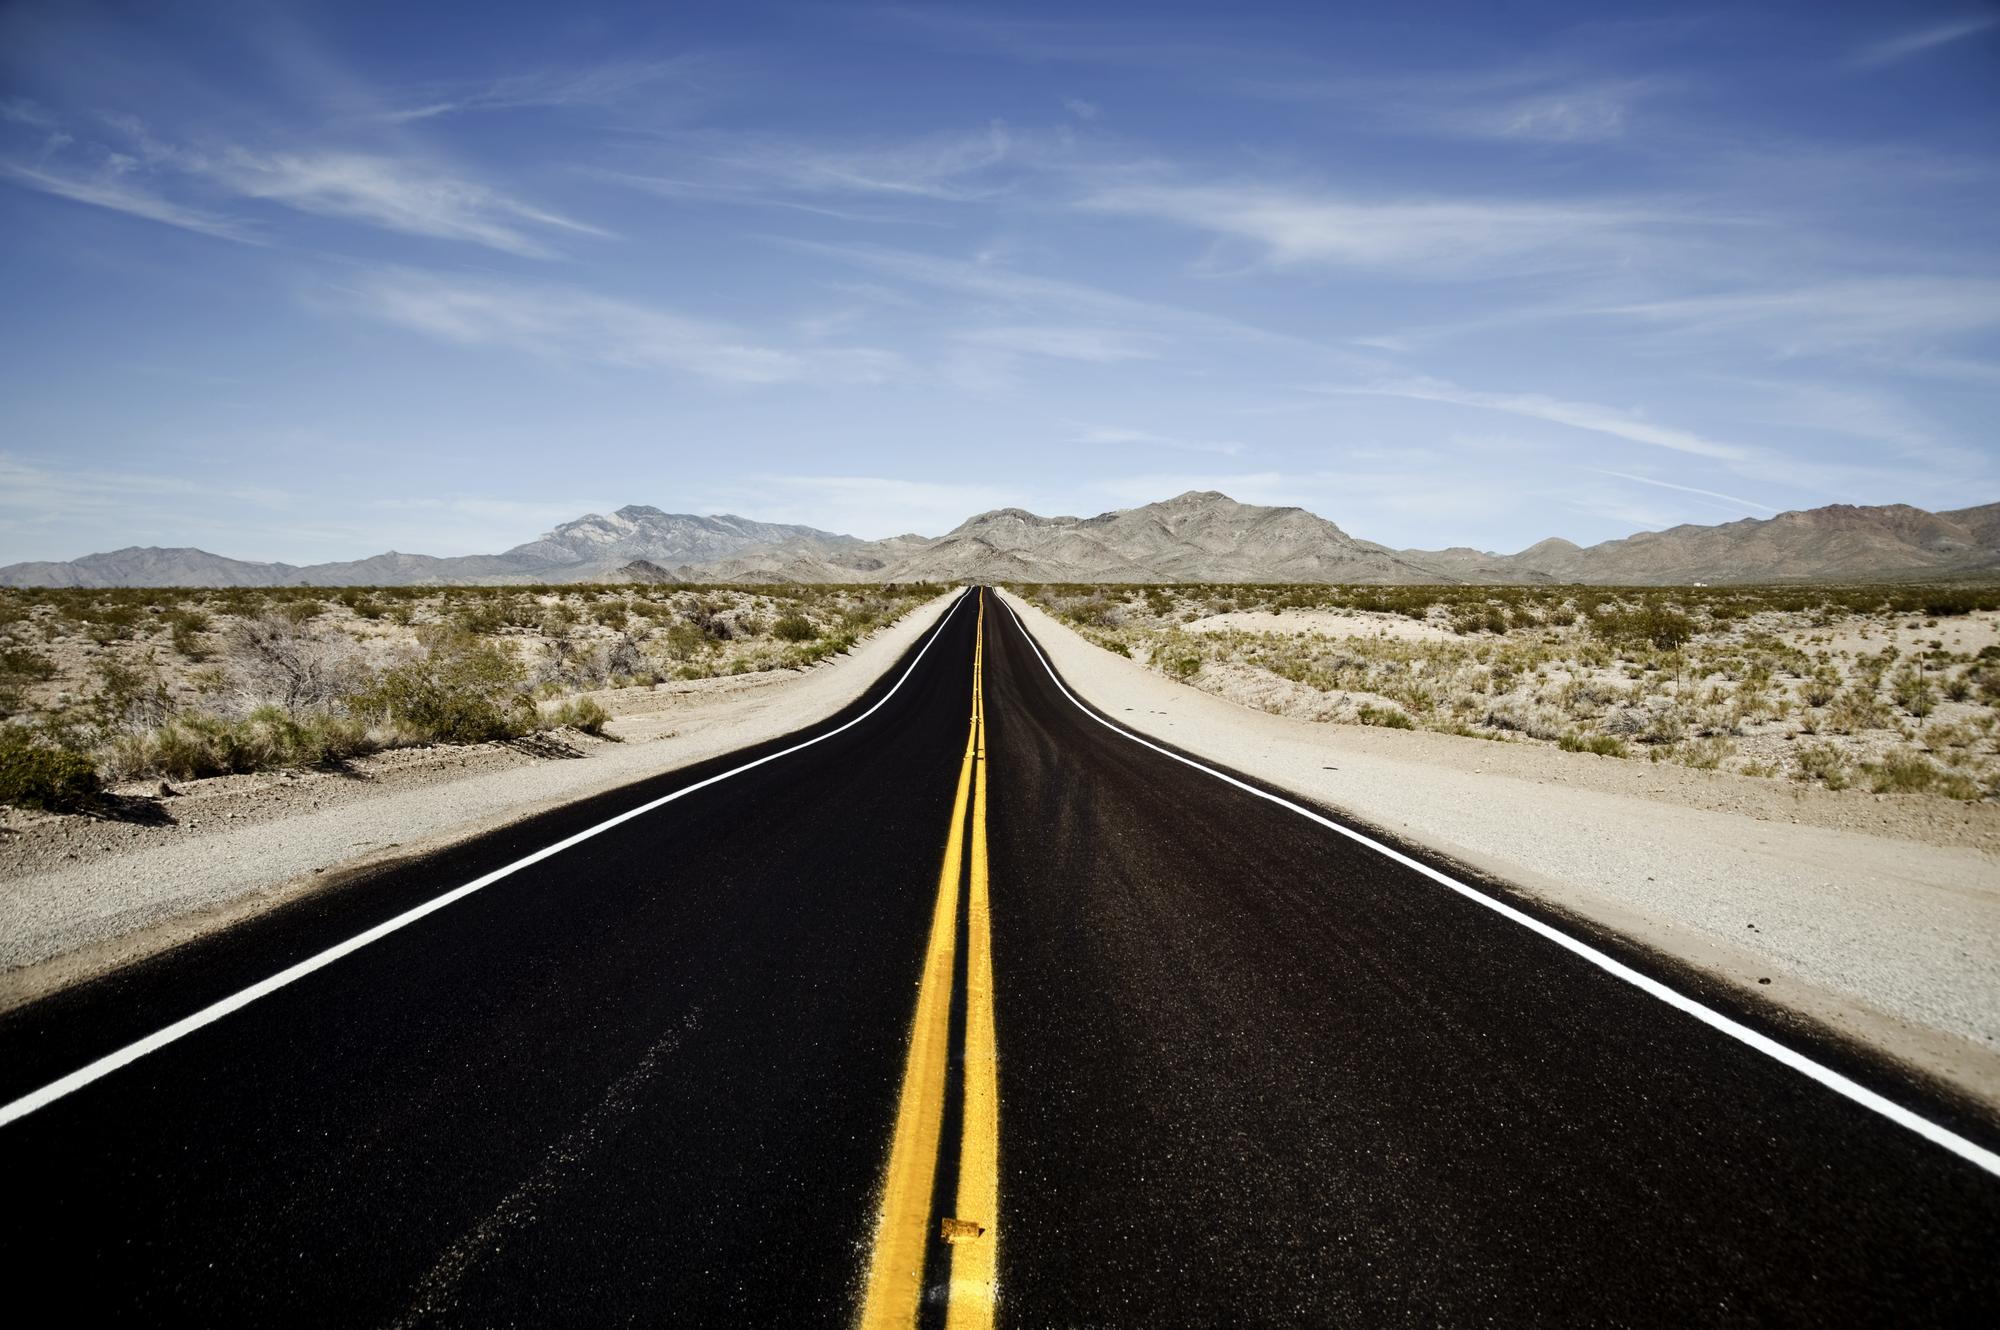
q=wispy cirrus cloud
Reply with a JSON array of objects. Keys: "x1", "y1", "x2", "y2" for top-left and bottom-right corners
[
  {"x1": 1589, "y1": 468, "x2": 1776, "y2": 514},
  {"x1": 0, "y1": 160, "x2": 258, "y2": 242},
  {"x1": 374, "y1": 57, "x2": 719, "y2": 123},
  {"x1": 335, "y1": 266, "x2": 904, "y2": 386},
  {"x1": 1849, "y1": 15, "x2": 1997, "y2": 69},
  {"x1": 1599, "y1": 278, "x2": 2000, "y2": 358},
  {"x1": 593, "y1": 120, "x2": 1064, "y2": 221},
  {"x1": 2, "y1": 109, "x2": 601, "y2": 256},
  {"x1": 205, "y1": 149, "x2": 608, "y2": 256},
  {"x1": 1078, "y1": 180, "x2": 1693, "y2": 275},
  {"x1": 1316, "y1": 377, "x2": 1750, "y2": 461}
]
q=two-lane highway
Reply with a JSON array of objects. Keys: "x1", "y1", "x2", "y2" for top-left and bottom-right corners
[{"x1": 2, "y1": 587, "x2": 1996, "y2": 1325}]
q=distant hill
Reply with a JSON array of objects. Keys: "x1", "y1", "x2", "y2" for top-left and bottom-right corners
[
  {"x1": 1406, "y1": 501, "x2": 2000, "y2": 585},
  {"x1": 5, "y1": 494, "x2": 1998, "y2": 589},
  {"x1": 0, "y1": 507, "x2": 850, "y2": 588}
]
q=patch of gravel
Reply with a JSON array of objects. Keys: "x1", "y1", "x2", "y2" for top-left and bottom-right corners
[
  {"x1": 1000, "y1": 590, "x2": 2000, "y2": 1111},
  {"x1": 0, "y1": 590, "x2": 962, "y2": 1007}
]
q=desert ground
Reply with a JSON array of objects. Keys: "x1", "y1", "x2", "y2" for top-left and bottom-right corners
[
  {"x1": 1015, "y1": 581, "x2": 2000, "y2": 806},
  {"x1": 0, "y1": 581, "x2": 940, "y2": 814}
]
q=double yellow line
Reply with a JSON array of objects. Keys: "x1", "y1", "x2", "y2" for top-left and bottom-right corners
[{"x1": 859, "y1": 589, "x2": 999, "y2": 1329}]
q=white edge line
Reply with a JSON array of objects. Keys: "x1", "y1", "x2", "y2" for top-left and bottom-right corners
[
  {"x1": 994, "y1": 591, "x2": 2000, "y2": 1182},
  {"x1": 0, "y1": 589, "x2": 974, "y2": 1130}
]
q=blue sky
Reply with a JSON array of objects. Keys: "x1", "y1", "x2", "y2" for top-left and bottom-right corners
[{"x1": 2, "y1": 0, "x2": 1997, "y2": 563}]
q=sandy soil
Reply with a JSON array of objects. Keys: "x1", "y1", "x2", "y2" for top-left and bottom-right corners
[
  {"x1": 1000, "y1": 590, "x2": 2000, "y2": 1112},
  {"x1": 0, "y1": 590, "x2": 962, "y2": 1008},
  {"x1": 1185, "y1": 608, "x2": 1463, "y2": 644}
]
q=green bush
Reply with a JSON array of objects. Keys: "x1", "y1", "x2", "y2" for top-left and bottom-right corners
[
  {"x1": 0, "y1": 646, "x2": 58, "y2": 682},
  {"x1": 1558, "y1": 732, "x2": 1628, "y2": 757},
  {"x1": 0, "y1": 725, "x2": 100, "y2": 810},
  {"x1": 358, "y1": 626, "x2": 532, "y2": 743},
  {"x1": 128, "y1": 708, "x2": 374, "y2": 780},
  {"x1": 1865, "y1": 749, "x2": 1980, "y2": 800},
  {"x1": 771, "y1": 613, "x2": 817, "y2": 642},
  {"x1": 1357, "y1": 704, "x2": 1416, "y2": 730},
  {"x1": 542, "y1": 696, "x2": 613, "y2": 735},
  {"x1": 1792, "y1": 741, "x2": 1851, "y2": 790}
]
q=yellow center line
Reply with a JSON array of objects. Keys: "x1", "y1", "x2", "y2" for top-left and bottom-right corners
[
  {"x1": 859, "y1": 588, "x2": 1001, "y2": 1330},
  {"x1": 948, "y1": 590, "x2": 999, "y2": 1329}
]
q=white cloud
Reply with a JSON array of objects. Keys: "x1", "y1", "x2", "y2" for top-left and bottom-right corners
[
  {"x1": 1600, "y1": 279, "x2": 2000, "y2": 357},
  {"x1": 0, "y1": 161, "x2": 257, "y2": 242},
  {"x1": 4, "y1": 109, "x2": 603, "y2": 256},
  {"x1": 337, "y1": 267, "x2": 905, "y2": 386},
  {"x1": 206, "y1": 150, "x2": 607, "y2": 257},
  {"x1": 1850, "y1": 16, "x2": 1997, "y2": 68},
  {"x1": 375, "y1": 57, "x2": 715, "y2": 122},
  {"x1": 636, "y1": 122, "x2": 1034, "y2": 204},
  {"x1": 1317, "y1": 378, "x2": 1750, "y2": 461},
  {"x1": 1589, "y1": 469, "x2": 1777, "y2": 514},
  {"x1": 1078, "y1": 181, "x2": 1684, "y2": 274},
  {"x1": 1421, "y1": 81, "x2": 1651, "y2": 143},
  {"x1": 1064, "y1": 98, "x2": 1100, "y2": 120}
]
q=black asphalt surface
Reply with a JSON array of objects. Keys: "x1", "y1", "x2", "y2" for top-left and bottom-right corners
[{"x1": 2, "y1": 587, "x2": 1997, "y2": 1325}]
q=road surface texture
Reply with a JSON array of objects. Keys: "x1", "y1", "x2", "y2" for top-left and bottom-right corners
[{"x1": 2, "y1": 588, "x2": 1996, "y2": 1326}]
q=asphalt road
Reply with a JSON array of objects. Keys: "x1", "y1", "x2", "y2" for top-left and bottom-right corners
[{"x1": 2, "y1": 587, "x2": 1997, "y2": 1325}]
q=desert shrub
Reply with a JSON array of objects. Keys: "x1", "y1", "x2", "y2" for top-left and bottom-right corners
[
  {"x1": 541, "y1": 696, "x2": 612, "y2": 736},
  {"x1": 1825, "y1": 687, "x2": 1887, "y2": 735},
  {"x1": 455, "y1": 600, "x2": 510, "y2": 635},
  {"x1": 661, "y1": 621, "x2": 709, "y2": 660},
  {"x1": 1800, "y1": 669, "x2": 1840, "y2": 709},
  {"x1": 226, "y1": 614, "x2": 359, "y2": 711},
  {"x1": 0, "y1": 725, "x2": 100, "y2": 810},
  {"x1": 1591, "y1": 603, "x2": 1694, "y2": 653},
  {"x1": 1792, "y1": 741, "x2": 1851, "y2": 790},
  {"x1": 1677, "y1": 735, "x2": 1735, "y2": 770},
  {"x1": 1558, "y1": 732, "x2": 1628, "y2": 757},
  {"x1": 1865, "y1": 749, "x2": 1980, "y2": 800},
  {"x1": 1154, "y1": 633, "x2": 1204, "y2": 681},
  {"x1": 167, "y1": 609, "x2": 211, "y2": 660},
  {"x1": 772, "y1": 613, "x2": 817, "y2": 642},
  {"x1": 1890, "y1": 667, "x2": 1937, "y2": 718},
  {"x1": 125, "y1": 707, "x2": 374, "y2": 780},
  {"x1": 358, "y1": 626, "x2": 532, "y2": 743},
  {"x1": 0, "y1": 646, "x2": 57, "y2": 683},
  {"x1": 90, "y1": 658, "x2": 173, "y2": 732},
  {"x1": 1357, "y1": 704, "x2": 1415, "y2": 730}
]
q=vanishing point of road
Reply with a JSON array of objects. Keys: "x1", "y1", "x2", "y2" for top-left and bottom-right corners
[{"x1": 2, "y1": 588, "x2": 1996, "y2": 1325}]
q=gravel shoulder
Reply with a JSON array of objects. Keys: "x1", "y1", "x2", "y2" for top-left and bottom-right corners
[
  {"x1": 0, "y1": 590, "x2": 961, "y2": 1009},
  {"x1": 1000, "y1": 590, "x2": 2000, "y2": 1111}
]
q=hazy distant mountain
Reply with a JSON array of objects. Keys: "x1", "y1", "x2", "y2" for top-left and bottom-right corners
[
  {"x1": 1404, "y1": 502, "x2": 2000, "y2": 585},
  {"x1": 0, "y1": 547, "x2": 302, "y2": 588},
  {"x1": 495, "y1": 507, "x2": 850, "y2": 578},
  {"x1": 880, "y1": 491, "x2": 1442, "y2": 584},
  {"x1": 0, "y1": 506, "x2": 852, "y2": 588},
  {"x1": 6, "y1": 493, "x2": 1999, "y2": 589}
]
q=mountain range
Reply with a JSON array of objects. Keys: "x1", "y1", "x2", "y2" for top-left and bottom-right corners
[{"x1": 5, "y1": 493, "x2": 1997, "y2": 589}]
